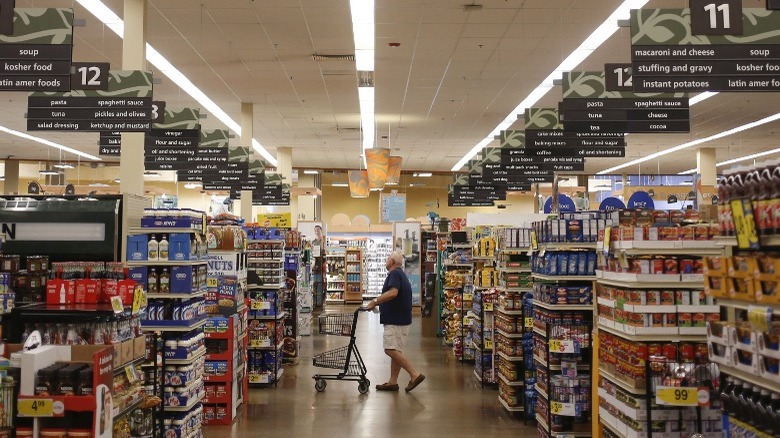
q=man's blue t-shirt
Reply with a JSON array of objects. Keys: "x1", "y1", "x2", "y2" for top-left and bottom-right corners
[{"x1": 379, "y1": 268, "x2": 413, "y2": 326}]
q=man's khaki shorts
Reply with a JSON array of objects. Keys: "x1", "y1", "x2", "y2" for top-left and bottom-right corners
[{"x1": 383, "y1": 324, "x2": 410, "y2": 351}]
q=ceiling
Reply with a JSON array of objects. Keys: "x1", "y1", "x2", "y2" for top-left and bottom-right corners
[{"x1": 1, "y1": 0, "x2": 779, "y2": 176}]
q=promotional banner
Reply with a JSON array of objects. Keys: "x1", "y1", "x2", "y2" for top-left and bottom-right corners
[
  {"x1": 599, "y1": 197, "x2": 626, "y2": 211},
  {"x1": 543, "y1": 194, "x2": 576, "y2": 214}
]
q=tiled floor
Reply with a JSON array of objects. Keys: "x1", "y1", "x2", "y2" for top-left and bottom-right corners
[{"x1": 205, "y1": 308, "x2": 537, "y2": 437}]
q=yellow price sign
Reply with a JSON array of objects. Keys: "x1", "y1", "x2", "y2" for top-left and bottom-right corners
[
  {"x1": 602, "y1": 227, "x2": 612, "y2": 255},
  {"x1": 550, "y1": 401, "x2": 575, "y2": 416},
  {"x1": 111, "y1": 296, "x2": 124, "y2": 314},
  {"x1": 731, "y1": 198, "x2": 760, "y2": 250},
  {"x1": 248, "y1": 373, "x2": 269, "y2": 384},
  {"x1": 131, "y1": 286, "x2": 146, "y2": 315},
  {"x1": 125, "y1": 364, "x2": 139, "y2": 383},
  {"x1": 531, "y1": 231, "x2": 538, "y2": 251},
  {"x1": 207, "y1": 277, "x2": 218, "y2": 288},
  {"x1": 484, "y1": 339, "x2": 493, "y2": 350},
  {"x1": 655, "y1": 386, "x2": 699, "y2": 407},
  {"x1": 18, "y1": 398, "x2": 55, "y2": 417},
  {"x1": 484, "y1": 302, "x2": 494, "y2": 312},
  {"x1": 251, "y1": 300, "x2": 271, "y2": 310},
  {"x1": 748, "y1": 306, "x2": 772, "y2": 333},
  {"x1": 524, "y1": 317, "x2": 534, "y2": 328}
]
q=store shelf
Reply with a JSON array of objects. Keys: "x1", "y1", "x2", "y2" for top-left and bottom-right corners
[
  {"x1": 501, "y1": 247, "x2": 530, "y2": 252},
  {"x1": 532, "y1": 300, "x2": 593, "y2": 311},
  {"x1": 164, "y1": 394, "x2": 204, "y2": 412},
  {"x1": 533, "y1": 355, "x2": 548, "y2": 367},
  {"x1": 466, "y1": 311, "x2": 481, "y2": 322},
  {"x1": 598, "y1": 366, "x2": 647, "y2": 395},
  {"x1": 248, "y1": 368, "x2": 284, "y2": 385},
  {"x1": 114, "y1": 357, "x2": 145, "y2": 376},
  {"x1": 600, "y1": 240, "x2": 724, "y2": 256},
  {"x1": 496, "y1": 329, "x2": 523, "y2": 339},
  {"x1": 716, "y1": 298, "x2": 780, "y2": 315},
  {"x1": 532, "y1": 274, "x2": 597, "y2": 282},
  {"x1": 499, "y1": 398, "x2": 524, "y2": 412},
  {"x1": 248, "y1": 258, "x2": 285, "y2": 264},
  {"x1": 127, "y1": 259, "x2": 208, "y2": 267},
  {"x1": 147, "y1": 289, "x2": 207, "y2": 300},
  {"x1": 166, "y1": 346, "x2": 207, "y2": 365},
  {"x1": 248, "y1": 339, "x2": 284, "y2": 351},
  {"x1": 113, "y1": 396, "x2": 143, "y2": 420},
  {"x1": 496, "y1": 286, "x2": 533, "y2": 293},
  {"x1": 474, "y1": 369, "x2": 484, "y2": 382},
  {"x1": 444, "y1": 263, "x2": 473, "y2": 268},
  {"x1": 497, "y1": 351, "x2": 524, "y2": 362},
  {"x1": 248, "y1": 239, "x2": 285, "y2": 244},
  {"x1": 450, "y1": 243, "x2": 472, "y2": 249},
  {"x1": 595, "y1": 270, "x2": 704, "y2": 289},
  {"x1": 142, "y1": 318, "x2": 207, "y2": 332},
  {"x1": 539, "y1": 241, "x2": 598, "y2": 250},
  {"x1": 597, "y1": 322, "x2": 706, "y2": 342},
  {"x1": 533, "y1": 326, "x2": 546, "y2": 337},
  {"x1": 715, "y1": 235, "x2": 780, "y2": 248},
  {"x1": 600, "y1": 414, "x2": 630, "y2": 438},
  {"x1": 495, "y1": 306, "x2": 524, "y2": 316},
  {"x1": 718, "y1": 364, "x2": 780, "y2": 394},
  {"x1": 249, "y1": 283, "x2": 286, "y2": 289},
  {"x1": 498, "y1": 373, "x2": 523, "y2": 387},
  {"x1": 535, "y1": 383, "x2": 548, "y2": 400},
  {"x1": 130, "y1": 227, "x2": 203, "y2": 235},
  {"x1": 536, "y1": 414, "x2": 550, "y2": 433},
  {"x1": 496, "y1": 267, "x2": 532, "y2": 273},
  {"x1": 250, "y1": 311, "x2": 286, "y2": 321}
]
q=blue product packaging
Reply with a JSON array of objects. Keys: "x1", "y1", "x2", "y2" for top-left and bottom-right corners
[
  {"x1": 169, "y1": 234, "x2": 194, "y2": 261},
  {"x1": 127, "y1": 235, "x2": 148, "y2": 261},
  {"x1": 568, "y1": 252, "x2": 579, "y2": 275}
]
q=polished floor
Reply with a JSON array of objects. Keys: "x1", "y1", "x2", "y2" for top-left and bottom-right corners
[{"x1": 206, "y1": 308, "x2": 537, "y2": 437}]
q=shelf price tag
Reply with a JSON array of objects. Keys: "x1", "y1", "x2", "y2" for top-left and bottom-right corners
[
  {"x1": 524, "y1": 317, "x2": 534, "y2": 328},
  {"x1": 484, "y1": 339, "x2": 493, "y2": 350},
  {"x1": 125, "y1": 364, "x2": 139, "y2": 383},
  {"x1": 550, "y1": 401, "x2": 576, "y2": 416},
  {"x1": 602, "y1": 227, "x2": 612, "y2": 257},
  {"x1": 655, "y1": 386, "x2": 699, "y2": 406},
  {"x1": 748, "y1": 306, "x2": 772, "y2": 333},
  {"x1": 111, "y1": 296, "x2": 124, "y2": 314},
  {"x1": 207, "y1": 277, "x2": 218, "y2": 288},
  {"x1": 251, "y1": 300, "x2": 271, "y2": 310},
  {"x1": 731, "y1": 198, "x2": 760, "y2": 250},
  {"x1": 549, "y1": 339, "x2": 576, "y2": 353},
  {"x1": 249, "y1": 373, "x2": 270, "y2": 384},
  {"x1": 18, "y1": 399, "x2": 55, "y2": 417},
  {"x1": 531, "y1": 231, "x2": 538, "y2": 251},
  {"x1": 484, "y1": 302, "x2": 494, "y2": 312},
  {"x1": 131, "y1": 286, "x2": 146, "y2": 315}
]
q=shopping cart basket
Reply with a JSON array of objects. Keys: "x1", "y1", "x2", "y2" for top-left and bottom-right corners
[{"x1": 313, "y1": 308, "x2": 370, "y2": 393}]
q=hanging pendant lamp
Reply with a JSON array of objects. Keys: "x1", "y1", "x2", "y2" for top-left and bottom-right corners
[
  {"x1": 385, "y1": 156, "x2": 402, "y2": 185},
  {"x1": 365, "y1": 148, "x2": 390, "y2": 189},
  {"x1": 349, "y1": 170, "x2": 370, "y2": 198}
]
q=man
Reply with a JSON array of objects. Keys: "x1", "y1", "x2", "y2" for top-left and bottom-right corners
[{"x1": 366, "y1": 252, "x2": 425, "y2": 392}]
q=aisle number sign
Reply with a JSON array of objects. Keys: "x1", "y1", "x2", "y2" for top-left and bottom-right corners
[
  {"x1": 18, "y1": 398, "x2": 57, "y2": 417},
  {"x1": 731, "y1": 197, "x2": 760, "y2": 250},
  {"x1": 656, "y1": 386, "x2": 700, "y2": 407},
  {"x1": 549, "y1": 339, "x2": 576, "y2": 353},
  {"x1": 550, "y1": 401, "x2": 576, "y2": 416}
]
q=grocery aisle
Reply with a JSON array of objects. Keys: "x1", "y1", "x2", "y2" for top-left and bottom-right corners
[{"x1": 207, "y1": 308, "x2": 535, "y2": 437}]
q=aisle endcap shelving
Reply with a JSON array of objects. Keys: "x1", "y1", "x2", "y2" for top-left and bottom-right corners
[
  {"x1": 713, "y1": 298, "x2": 780, "y2": 315},
  {"x1": 532, "y1": 299, "x2": 593, "y2": 311},
  {"x1": 534, "y1": 383, "x2": 548, "y2": 400},
  {"x1": 164, "y1": 394, "x2": 204, "y2": 412},
  {"x1": 498, "y1": 373, "x2": 523, "y2": 387},
  {"x1": 598, "y1": 366, "x2": 647, "y2": 395},
  {"x1": 536, "y1": 413, "x2": 550, "y2": 433},
  {"x1": 714, "y1": 235, "x2": 780, "y2": 248},
  {"x1": 495, "y1": 306, "x2": 524, "y2": 316},
  {"x1": 595, "y1": 270, "x2": 705, "y2": 289},
  {"x1": 597, "y1": 321, "x2": 707, "y2": 340},
  {"x1": 166, "y1": 346, "x2": 207, "y2": 365},
  {"x1": 141, "y1": 318, "x2": 207, "y2": 332},
  {"x1": 599, "y1": 412, "x2": 631, "y2": 438},
  {"x1": 597, "y1": 239, "x2": 724, "y2": 255},
  {"x1": 496, "y1": 328, "x2": 523, "y2": 339},
  {"x1": 498, "y1": 398, "x2": 524, "y2": 413},
  {"x1": 251, "y1": 311, "x2": 287, "y2": 321},
  {"x1": 496, "y1": 351, "x2": 523, "y2": 362}
]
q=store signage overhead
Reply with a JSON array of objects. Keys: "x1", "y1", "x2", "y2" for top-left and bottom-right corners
[
  {"x1": 0, "y1": 8, "x2": 73, "y2": 91},
  {"x1": 144, "y1": 108, "x2": 200, "y2": 171},
  {"x1": 561, "y1": 71, "x2": 690, "y2": 134},
  {"x1": 524, "y1": 107, "x2": 624, "y2": 158},
  {"x1": 27, "y1": 70, "x2": 153, "y2": 131},
  {"x1": 630, "y1": 7, "x2": 780, "y2": 92},
  {"x1": 98, "y1": 131, "x2": 121, "y2": 156}
]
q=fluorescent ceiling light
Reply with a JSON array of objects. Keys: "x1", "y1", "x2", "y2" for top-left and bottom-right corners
[
  {"x1": 332, "y1": 182, "x2": 349, "y2": 187},
  {"x1": 39, "y1": 170, "x2": 60, "y2": 176},
  {"x1": 451, "y1": 0, "x2": 651, "y2": 171},
  {"x1": 74, "y1": 0, "x2": 277, "y2": 167},
  {"x1": 689, "y1": 91, "x2": 718, "y2": 105},
  {"x1": 679, "y1": 147, "x2": 780, "y2": 175},
  {"x1": 53, "y1": 162, "x2": 74, "y2": 169},
  {"x1": 0, "y1": 125, "x2": 101, "y2": 161},
  {"x1": 598, "y1": 112, "x2": 780, "y2": 175},
  {"x1": 350, "y1": 0, "x2": 375, "y2": 155},
  {"x1": 88, "y1": 182, "x2": 109, "y2": 187},
  {"x1": 358, "y1": 86, "x2": 375, "y2": 151},
  {"x1": 303, "y1": 170, "x2": 320, "y2": 175},
  {"x1": 184, "y1": 182, "x2": 202, "y2": 189},
  {"x1": 413, "y1": 172, "x2": 432, "y2": 177}
]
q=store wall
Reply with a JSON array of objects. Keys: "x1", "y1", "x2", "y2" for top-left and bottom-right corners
[{"x1": 321, "y1": 185, "x2": 536, "y2": 227}]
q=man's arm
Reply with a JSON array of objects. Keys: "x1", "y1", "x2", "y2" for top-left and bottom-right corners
[{"x1": 366, "y1": 287, "x2": 398, "y2": 310}]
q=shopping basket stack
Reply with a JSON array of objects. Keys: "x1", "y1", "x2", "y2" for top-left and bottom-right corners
[{"x1": 312, "y1": 308, "x2": 369, "y2": 393}]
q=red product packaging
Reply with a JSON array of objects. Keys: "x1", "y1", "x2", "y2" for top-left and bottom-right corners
[
  {"x1": 75, "y1": 279, "x2": 101, "y2": 304},
  {"x1": 102, "y1": 279, "x2": 136, "y2": 305},
  {"x1": 46, "y1": 279, "x2": 76, "y2": 304}
]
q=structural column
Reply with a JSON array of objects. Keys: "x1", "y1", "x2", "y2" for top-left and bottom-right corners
[
  {"x1": 276, "y1": 147, "x2": 296, "y2": 226},
  {"x1": 240, "y1": 103, "x2": 254, "y2": 221},
  {"x1": 119, "y1": 0, "x2": 147, "y2": 196},
  {"x1": 4, "y1": 159, "x2": 19, "y2": 195},
  {"x1": 697, "y1": 147, "x2": 717, "y2": 208}
]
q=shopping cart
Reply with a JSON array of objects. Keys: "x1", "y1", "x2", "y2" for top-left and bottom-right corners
[{"x1": 312, "y1": 308, "x2": 370, "y2": 394}]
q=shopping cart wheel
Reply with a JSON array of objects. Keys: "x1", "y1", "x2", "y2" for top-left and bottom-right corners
[
  {"x1": 315, "y1": 379, "x2": 327, "y2": 392},
  {"x1": 358, "y1": 379, "x2": 370, "y2": 394}
]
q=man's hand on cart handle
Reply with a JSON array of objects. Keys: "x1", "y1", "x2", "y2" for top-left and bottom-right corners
[{"x1": 367, "y1": 287, "x2": 398, "y2": 311}]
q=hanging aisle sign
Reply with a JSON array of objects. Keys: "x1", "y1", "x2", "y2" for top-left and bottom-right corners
[
  {"x1": 0, "y1": 8, "x2": 73, "y2": 92},
  {"x1": 560, "y1": 70, "x2": 690, "y2": 134},
  {"x1": 144, "y1": 108, "x2": 201, "y2": 170},
  {"x1": 629, "y1": 5, "x2": 780, "y2": 92},
  {"x1": 27, "y1": 70, "x2": 153, "y2": 131},
  {"x1": 524, "y1": 108, "x2": 626, "y2": 158}
]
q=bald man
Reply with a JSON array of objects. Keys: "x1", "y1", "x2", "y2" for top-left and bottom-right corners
[{"x1": 366, "y1": 252, "x2": 425, "y2": 392}]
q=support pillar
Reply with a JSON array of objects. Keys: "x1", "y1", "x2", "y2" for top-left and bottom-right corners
[
  {"x1": 119, "y1": 0, "x2": 147, "y2": 196},
  {"x1": 277, "y1": 147, "x2": 296, "y2": 226},
  {"x1": 4, "y1": 159, "x2": 19, "y2": 195},
  {"x1": 240, "y1": 103, "x2": 254, "y2": 222},
  {"x1": 697, "y1": 147, "x2": 717, "y2": 209}
]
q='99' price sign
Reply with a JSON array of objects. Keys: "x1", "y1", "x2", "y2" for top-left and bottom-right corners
[{"x1": 655, "y1": 386, "x2": 706, "y2": 407}]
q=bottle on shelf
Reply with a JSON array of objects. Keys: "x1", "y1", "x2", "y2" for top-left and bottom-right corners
[
  {"x1": 159, "y1": 234, "x2": 169, "y2": 260},
  {"x1": 148, "y1": 234, "x2": 159, "y2": 261},
  {"x1": 148, "y1": 268, "x2": 159, "y2": 294},
  {"x1": 160, "y1": 268, "x2": 170, "y2": 293}
]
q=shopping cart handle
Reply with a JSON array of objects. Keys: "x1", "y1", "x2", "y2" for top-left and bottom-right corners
[{"x1": 357, "y1": 306, "x2": 370, "y2": 312}]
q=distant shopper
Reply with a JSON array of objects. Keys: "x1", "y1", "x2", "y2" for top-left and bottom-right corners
[{"x1": 366, "y1": 252, "x2": 425, "y2": 392}]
